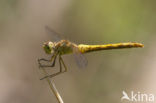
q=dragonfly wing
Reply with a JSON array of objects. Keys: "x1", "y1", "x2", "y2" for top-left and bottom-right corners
[
  {"x1": 73, "y1": 46, "x2": 88, "y2": 68},
  {"x1": 45, "y1": 26, "x2": 62, "y2": 42}
]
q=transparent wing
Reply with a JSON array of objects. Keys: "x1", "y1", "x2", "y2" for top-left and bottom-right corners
[
  {"x1": 45, "y1": 26, "x2": 87, "y2": 68},
  {"x1": 72, "y1": 46, "x2": 88, "y2": 68},
  {"x1": 45, "y1": 25, "x2": 62, "y2": 42}
]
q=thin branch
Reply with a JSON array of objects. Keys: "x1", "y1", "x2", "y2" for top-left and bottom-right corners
[{"x1": 41, "y1": 68, "x2": 64, "y2": 103}]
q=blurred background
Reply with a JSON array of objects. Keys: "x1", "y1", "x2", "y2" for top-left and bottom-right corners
[{"x1": 0, "y1": 0, "x2": 156, "y2": 103}]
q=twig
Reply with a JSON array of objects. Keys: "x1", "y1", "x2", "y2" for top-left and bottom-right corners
[{"x1": 41, "y1": 68, "x2": 64, "y2": 103}]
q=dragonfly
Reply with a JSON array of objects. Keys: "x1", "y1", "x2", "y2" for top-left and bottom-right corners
[{"x1": 38, "y1": 26, "x2": 144, "y2": 80}]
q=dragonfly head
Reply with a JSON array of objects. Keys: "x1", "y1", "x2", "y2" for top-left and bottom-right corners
[{"x1": 43, "y1": 41, "x2": 55, "y2": 54}]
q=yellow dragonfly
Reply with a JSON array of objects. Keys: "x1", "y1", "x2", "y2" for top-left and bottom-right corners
[{"x1": 38, "y1": 26, "x2": 144, "y2": 80}]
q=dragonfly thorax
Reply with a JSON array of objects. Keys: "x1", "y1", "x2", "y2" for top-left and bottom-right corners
[{"x1": 56, "y1": 40, "x2": 75, "y2": 55}]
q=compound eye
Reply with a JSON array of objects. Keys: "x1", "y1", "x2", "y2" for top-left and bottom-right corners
[{"x1": 47, "y1": 46, "x2": 50, "y2": 50}]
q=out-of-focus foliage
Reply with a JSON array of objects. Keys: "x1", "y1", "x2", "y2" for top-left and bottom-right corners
[
  {"x1": 0, "y1": 0, "x2": 18, "y2": 23},
  {"x1": 64, "y1": 0, "x2": 156, "y2": 43}
]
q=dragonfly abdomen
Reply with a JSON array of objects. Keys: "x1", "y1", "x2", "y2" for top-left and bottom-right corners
[{"x1": 78, "y1": 42, "x2": 144, "y2": 53}]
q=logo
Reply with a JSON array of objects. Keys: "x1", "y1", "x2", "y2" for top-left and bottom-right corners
[{"x1": 121, "y1": 91, "x2": 154, "y2": 102}]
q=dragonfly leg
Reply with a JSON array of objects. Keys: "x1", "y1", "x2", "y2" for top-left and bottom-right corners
[
  {"x1": 60, "y1": 56, "x2": 67, "y2": 72},
  {"x1": 40, "y1": 55, "x2": 67, "y2": 80},
  {"x1": 38, "y1": 54, "x2": 57, "y2": 68},
  {"x1": 48, "y1": 56, "x2": 68, "y2": 78}
]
